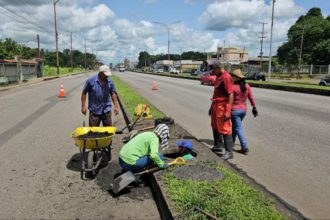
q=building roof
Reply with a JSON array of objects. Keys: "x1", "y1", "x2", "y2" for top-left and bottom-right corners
[
  {"x1": 217, "y1": 47, "x2": 249, "y2": 54},
  {"x1": 0, "y1": 59, "x2": 39, "y2": 64}
]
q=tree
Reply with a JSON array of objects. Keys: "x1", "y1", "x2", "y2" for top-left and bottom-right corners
[{"x1": 277, "y1": 7, "x2": 330, "y2": 65}]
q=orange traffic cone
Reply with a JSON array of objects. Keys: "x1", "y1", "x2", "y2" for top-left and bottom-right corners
[
  {"x1": 152, "y1": 82, "x2": 157, "y2": 90},
  {"x1": 58, "y1": 82, "x2": 66, "y2": 98}
]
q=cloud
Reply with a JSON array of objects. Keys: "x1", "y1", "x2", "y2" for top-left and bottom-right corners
[
  {"x1": 198, "y1": 0, "x2": 304, "y2": 31},
  {"x1": 0, "y1": 0, "x2": 306, "y2": 65}
]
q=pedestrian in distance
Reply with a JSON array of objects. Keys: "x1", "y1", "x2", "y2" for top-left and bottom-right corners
[
  {"x1": 81, "y1": 65, "x2": 119, "y2": 126},
  {"x1": 230, "y1": 69, "x2": 258, "y2": 155},
  {"x1": 209, "y1": 64, "x2": 234, "y2": 160},
  {"x1": 118, "y1": 124, "x2": 170, "y2": 172}
]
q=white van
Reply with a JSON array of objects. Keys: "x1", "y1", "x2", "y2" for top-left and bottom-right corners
[{"x1": 119, "y1": 65, "x2": 125, "y2": 72}]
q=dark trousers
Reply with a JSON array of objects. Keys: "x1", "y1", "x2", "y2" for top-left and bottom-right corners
[
  {"x1": 89, "y1": 112, "x2": 112, "y2": 126},
  {"x1": 213, "y1": 129, "x2": 233, "y2": 152}
]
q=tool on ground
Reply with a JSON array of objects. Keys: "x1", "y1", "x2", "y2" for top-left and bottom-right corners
[
  {"x1": 193, "y1": 206, "x2": 220, "y2": 220},
  {"x1": 110, "y1": 157, "x2": 186, "y2": 194},
  {"x1": 58, "y1": 82, "x2": 66, "y2": 98},
  {"x1": 116, "y1": 105, "x2": 149, "y2": 134}
]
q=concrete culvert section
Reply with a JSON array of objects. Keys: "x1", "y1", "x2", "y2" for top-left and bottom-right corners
[{"x1": 171, "y1": 164, "x2": 224, "y2": 182}]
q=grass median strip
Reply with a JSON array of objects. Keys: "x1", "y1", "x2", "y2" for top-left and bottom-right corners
[
  {"x1": 163, "y1": 162, "x2": 286, "y2": 220},
  {"x1": 111, "y1": 75, "x2": 164, "y2": 119},
  {"x1": 112, "y1": 75, "x2": 287, "y2": 220},
  {"x1": 247, "y1": 80, "x2": 330, "y2": 90}
]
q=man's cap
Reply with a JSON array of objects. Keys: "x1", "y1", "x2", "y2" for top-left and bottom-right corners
[
  {"x1": 176, "y1": 140, "x2": 193, "y2": 151},
  {"x1": 99, "y1": 65, "x2": 112, "y2": 76},
  {"x1": 230, "y1": 69, "x2": 245, "y2": 79},
  {"x1": 154, "y1": 123, "x2": 170, "y2": 150}
]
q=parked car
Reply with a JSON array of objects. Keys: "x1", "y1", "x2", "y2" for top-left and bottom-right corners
[
  {"x1": 200, "y1": 71, "x2": 216, "y2": 85},
  {"x1": 169, "y1": 67, "x2": 180, "y2": 74},
  {"x1": 191, "y1": 70, "x2": 203, "y2": 76},
  {"x1": 155, "y1": 68, "x2": 164, "y2": 73},
  {"x1": 245, "y1": 72, "x2": 266, "y2": 81},
  {"x1": 319, "y1": 75, "x2": 330, "y2": 86}
]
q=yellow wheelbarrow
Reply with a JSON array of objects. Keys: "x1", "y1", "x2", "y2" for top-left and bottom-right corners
[{"x1": 71, "y1": 126, "x2": 117, "y2": 177}]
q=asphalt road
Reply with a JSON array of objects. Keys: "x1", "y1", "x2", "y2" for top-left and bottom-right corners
[
  {"x1": 115, "y1": 71, "x2": 330, "y2": 219},
  {"x1": 0, "y1": 73, "x2": 160, "y2": 219}
]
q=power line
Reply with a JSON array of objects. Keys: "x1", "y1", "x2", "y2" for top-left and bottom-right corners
[{"x1": 0, "y1": 3, "x2": 52, "y2": 34}]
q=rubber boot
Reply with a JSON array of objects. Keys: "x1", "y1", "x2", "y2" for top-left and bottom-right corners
[
  {"x1": 211, "y1": 129, "x2": 224, "y2": 152},
  {"x1": 220, "y1": 134, "x2": 233, "y2": 160}
]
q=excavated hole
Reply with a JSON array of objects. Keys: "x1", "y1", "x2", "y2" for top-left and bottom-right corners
[{"x1": 172, "y1": 164, "x2": 224, "y2": 181}]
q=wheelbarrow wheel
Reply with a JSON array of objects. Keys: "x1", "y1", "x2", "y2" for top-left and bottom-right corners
[{"x1": 87, "y1": 151, "x2": 94, "y2": 170}]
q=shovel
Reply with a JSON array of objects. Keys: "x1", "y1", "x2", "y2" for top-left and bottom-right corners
[
  {"x1": 115, "y1": 105, "x2": 149, "y2": 134},
  {"x1": 110, "y1": 157, "x2": 186, "y2": 194}
]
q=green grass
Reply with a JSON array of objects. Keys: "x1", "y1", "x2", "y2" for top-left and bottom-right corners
[
  {"x1": 111, "y1": 75, "x2": 165, "y2": 120},
  {"x1": 247, "y1": 80, "x2": 330, "y2": 90},
  {"x1": 163, "y1": 162, "x2": 286, "y2": 220},
  {"x1": 43, "y1": 65, "x2": 85, "y2": 76}
]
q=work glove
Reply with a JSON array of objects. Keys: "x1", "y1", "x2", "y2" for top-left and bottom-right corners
[
  {"x1": 223, "y1": 104, "x2": 232, "y2": 121},
  {"x1": 162, "y1": 163, "x2": 169, "y2": 169},
  {"x1": 252, "y1": 106, "x2": 258, "y2": 118}
]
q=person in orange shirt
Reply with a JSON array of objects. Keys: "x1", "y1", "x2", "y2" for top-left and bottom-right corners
[{"x1": 209, "y1": 64, "x2": 234, "y2": 160}]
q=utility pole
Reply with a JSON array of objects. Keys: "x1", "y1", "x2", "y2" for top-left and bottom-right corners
[
  {"x1": 154, "y1": 21, "x2": 182, "y2": 64},
  {"x1": 297, "y1": 25, "x2": 305, "y2": 79},
  {"x1": 84, "y1": 39, "x2": 87, "y2": 70},
  {"x1": 240, "y1": 46, "x2": 246, "y2": 63},
  {"x1": 53, "y1": 0, "x2": 60, "y2": 75},
  {"x1": 268, "y1": 0, "x2": 275, "y2": 81},
  {"x1": 37, "y1": 34, "x2": 40, "y2": 58},
  {"x1": 259, "y1": 22, "x2": 267, "y2": 72},
  {"x1": 70, "y1": 32, "x2": 73, "y2": 71}
]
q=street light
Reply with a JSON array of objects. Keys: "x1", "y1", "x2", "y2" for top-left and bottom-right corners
[
  {"x1": 267, "y1": 0, "x2": 275, "y2": 81},
  {"x1": 53, "y1": 0, "x2": 60, "y2": 75},
  {"x1": 154, "y1": 21, "x2": 182, "y2": 62}
]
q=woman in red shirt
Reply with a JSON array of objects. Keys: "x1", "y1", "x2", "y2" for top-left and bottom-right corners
[{"x1": 230, "y1": 69, "x2": 258, "y2": 155}]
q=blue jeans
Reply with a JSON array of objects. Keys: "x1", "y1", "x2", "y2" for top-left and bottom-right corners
[
  {"x1": 231, "y1": 110, "x2": 248, "y2": 149},
  {"x1": 119, "y1": 154, "x2": 164, "y2": 172}
]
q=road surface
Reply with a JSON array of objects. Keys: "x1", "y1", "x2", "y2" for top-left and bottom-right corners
[{"x1": 0, "y1": 73, "x2": 160, "y2": 219}]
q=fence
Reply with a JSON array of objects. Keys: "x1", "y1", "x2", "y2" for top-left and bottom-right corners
[{"x1": 0, "y1": 61, "x2": 43, "y2": 84}]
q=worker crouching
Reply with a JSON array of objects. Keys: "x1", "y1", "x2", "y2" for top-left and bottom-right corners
[{"x1": 118, "y1": 124, "x2": 170, "y2": 172}]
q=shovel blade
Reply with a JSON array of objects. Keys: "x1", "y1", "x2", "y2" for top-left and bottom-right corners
[{"x1": 110, "y1": 171, "x2": 136, "y2": 194}]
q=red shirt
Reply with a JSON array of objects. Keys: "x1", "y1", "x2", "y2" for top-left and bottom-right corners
[
  {"x1": 212, "y1": 70, "x2": 233, "y2": 100},
  {"x1": 232, "y1": 83, "x2": 256, "y2": 111}
]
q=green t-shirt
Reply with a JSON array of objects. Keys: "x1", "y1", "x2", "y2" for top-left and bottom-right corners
[{"x1": 119, "y1": 131, "x2": 165, "y2": 168}]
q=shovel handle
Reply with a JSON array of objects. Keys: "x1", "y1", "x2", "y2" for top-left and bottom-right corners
[{"x1": 135, "y1": 166, "x2": 161, "y2": 176}]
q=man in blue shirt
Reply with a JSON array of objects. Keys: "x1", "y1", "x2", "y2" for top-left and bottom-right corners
[{"x1": 81, "y1": 65, "x2": 119, "y2": 126}]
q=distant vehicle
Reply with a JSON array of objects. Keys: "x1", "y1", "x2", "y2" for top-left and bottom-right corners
[
  {"x1": 119, "y1": 65, "x2": 125, "y2": 72},
  {"x1": 155, "y1": 68, "x2": 164, "y2": 73},
  {"x1": 245, "y1": 72, "x2": 266, "y2": 81},
  {"x1": 200, "y1": 71, "x2": 216, "y2": 85},
  {"x1": 169, "y1": 67, "x2": 180, "y2": 74},
  {"x1": 191, "y1": 70, "x2": 203, "y2": 76},
  {"x1": 319, "y1": 75, "x2": 330, "y2": 86}
]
